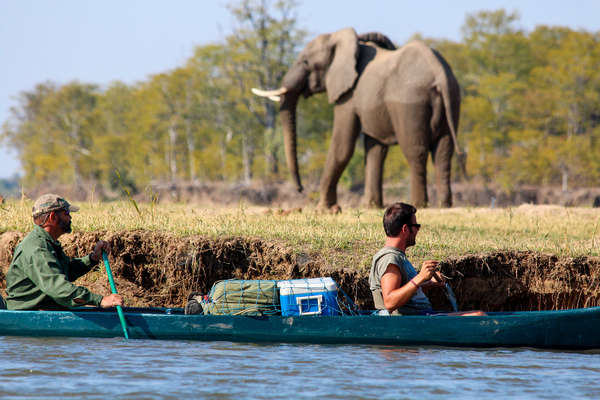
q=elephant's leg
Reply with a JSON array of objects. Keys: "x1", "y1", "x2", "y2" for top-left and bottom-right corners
[
  {"x1": 390, "y1": 103, "x2": 431, "y2": 208},
  {"x1": 362, "y1": 135, "x2": 388, "y2": 208},
  {"x1": 431, "y1": 134, "x2": 454, "y2": 207},
  {"x1": 318, "y1": 106, "x2": 361, "y2": 210},
  {"x1": 404, "y1": 147, "x2": 429, "y2": 208}
]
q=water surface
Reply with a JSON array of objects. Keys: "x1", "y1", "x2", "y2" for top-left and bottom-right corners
[{"x1": 1, "y1": 337, "x2": 599, "y2": 399}]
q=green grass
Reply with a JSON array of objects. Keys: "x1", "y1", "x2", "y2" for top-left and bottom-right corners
[{"x1": 1, "y1": 200, "x2": 599, "y2": 271}]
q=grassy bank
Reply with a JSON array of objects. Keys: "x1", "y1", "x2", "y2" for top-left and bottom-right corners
[{"x1": 1, "y1": 200, "x2": 599, "y2": 270}]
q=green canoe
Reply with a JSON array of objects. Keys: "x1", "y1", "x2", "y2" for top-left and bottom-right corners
[
  {"x1": 0, "y1": 306, "x2": 599, "y2": 349},
  {"x1": 0, "y1": 307, "x2": 600, "y2": 349}
]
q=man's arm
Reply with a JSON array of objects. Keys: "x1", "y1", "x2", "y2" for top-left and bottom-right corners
[
  {"x1": 67, "y1": 240, "x2": 111, "y2": 281},
  {"x1": 380, "y1": 261, "x2": 438, "y2": 312},
  {"x1": 29, "y1": 248, "x2": 103, "y2": 307},
  {"x1": 66, "y1": 254, "x2": 96, "y2": 281}
]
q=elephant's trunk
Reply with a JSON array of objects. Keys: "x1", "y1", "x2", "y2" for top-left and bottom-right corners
[
  {"x1": 280, "y1": 92, "x2": 303, "y2": 193},
  {"x1": 252, "y1": 61, "x2": 308, "y2": 192}
]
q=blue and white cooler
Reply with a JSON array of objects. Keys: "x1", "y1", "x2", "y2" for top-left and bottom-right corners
[{"x1": 277, "y1": 277, "x2": 340, "y2": 316}]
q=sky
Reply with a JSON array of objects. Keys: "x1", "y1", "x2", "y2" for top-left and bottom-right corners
[{"x1": 1, "y1": 0, "x2": 599, "y2": 179}]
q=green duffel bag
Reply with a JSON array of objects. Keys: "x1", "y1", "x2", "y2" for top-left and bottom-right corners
[{"x1": 203, "y1": 279, "x2": 280, "y2": 316}]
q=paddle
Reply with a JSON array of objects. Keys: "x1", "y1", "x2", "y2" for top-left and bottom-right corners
[
  {"x1": 435, "y1": 268, "x2": 459, "y2": 312},
  {"x1": 102, "y1": 251, "x2": 129, "y2": 339},
  {"x1": 444, "y1": 283, "x2": 459, "y2": 312}
]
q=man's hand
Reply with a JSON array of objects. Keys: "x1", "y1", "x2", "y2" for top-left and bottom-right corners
[
  {"x1": 100, "y1": 293, "x2": 123, "y2": 308},
  {"x1": 90, "y1": 240, "x2": 111, "y2": 263},
  {"x1": 432, "y1": 269, "x2": 445, "y2": 282},
  {"x1": 421, "y1": 270, "x2": 446, "y2": 288},
  {"x1": 414, "y1": 260, "x2": 440, "y2": 286}
]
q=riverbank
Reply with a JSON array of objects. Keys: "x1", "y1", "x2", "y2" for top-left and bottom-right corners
[
  {"x1": 1, "y1": 201, "x2": 599, "y2": 310},
  {"x1": 5, "y1": 181, "x2": 600, "y2": 207}
]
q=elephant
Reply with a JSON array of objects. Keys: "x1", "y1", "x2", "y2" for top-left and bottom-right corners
[{"x1": 252, "y1": 27, "x2": 463, "y2": 209}]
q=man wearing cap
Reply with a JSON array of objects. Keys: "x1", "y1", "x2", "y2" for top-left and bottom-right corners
[{"x1": 5, "y1": 194, "x2": 123, "y2": 310}]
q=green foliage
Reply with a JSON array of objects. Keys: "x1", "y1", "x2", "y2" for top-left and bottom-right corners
[
  {"x1": 1, "y1": 82, "x2": 100, "y2": 186},
  {"x1": 2, "y1": 5, "x2": 600, "y2": 193},
  {"x1": 432, "y1": 9, "x2": 600, "y2": 190}
]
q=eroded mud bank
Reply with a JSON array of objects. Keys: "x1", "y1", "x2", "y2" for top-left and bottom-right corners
[{"x1": 1, "y1": 231, "x2": 599, "y2": 311}]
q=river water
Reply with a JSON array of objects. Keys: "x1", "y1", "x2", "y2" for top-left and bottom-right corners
[{"x1": 0, "y1": 336, "x2": 599, "y2": 399}]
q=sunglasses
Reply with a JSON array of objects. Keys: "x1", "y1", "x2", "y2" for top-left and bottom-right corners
[{"x1": 408, "y1": 223, "x2": 421, "y2": 229}]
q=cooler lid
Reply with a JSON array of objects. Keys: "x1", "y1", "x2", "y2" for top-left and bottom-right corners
[{"x1": 277, "y1": 277, "x2": 338, "y2": 292}]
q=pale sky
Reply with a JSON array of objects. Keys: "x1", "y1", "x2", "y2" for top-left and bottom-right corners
[{"x1": 1, "y1": 0, "x2": 599, "y2": 179}]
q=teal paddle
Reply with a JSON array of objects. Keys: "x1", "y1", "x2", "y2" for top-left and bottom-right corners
[{"x1": 102, "y1": 251, "x2": 129, "y2": 339}]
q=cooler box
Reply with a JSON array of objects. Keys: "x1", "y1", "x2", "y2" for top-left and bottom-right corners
[{"x1": 277, "y1": 277, "x2": 340, "y2": 316}]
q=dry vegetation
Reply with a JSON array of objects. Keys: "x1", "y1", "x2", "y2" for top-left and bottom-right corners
[{"x1": 1, "y1": 200, "x2": 598, "y2": 266}]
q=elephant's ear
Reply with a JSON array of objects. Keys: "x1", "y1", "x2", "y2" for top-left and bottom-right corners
[{"x1": 325, "y1": 28, "x2": 359, "y2": 104}]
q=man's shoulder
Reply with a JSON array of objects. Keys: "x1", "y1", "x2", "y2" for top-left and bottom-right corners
[
  {"x1": 369, "y1": 246, "x2": 409, "y2": 289},
  {"x1": 372, "y1": 246, "x2": 407, "y2": 263},
  {"x1": 17, "y1": 227, "x2": 55, "y2": 254}
]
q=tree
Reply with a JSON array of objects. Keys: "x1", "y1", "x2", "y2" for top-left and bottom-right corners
[
  {"x1": 4, "y1": 7, "x2": 600, "y2": 195},
  {"x1": 223, "y1": 0, "x2": 306, "y2": 181},
  {"x1": 526, "y1": 28, "x2": 600, "y2": 188},
  {"x1": 2, "y1": 82, "x2": 100, "y2": 188},
  {"x1": 94, "y1": 81, "x2": 140, "y2": 191}
]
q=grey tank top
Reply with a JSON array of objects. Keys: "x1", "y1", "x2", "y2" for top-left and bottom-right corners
[{"x1": 369, "y1": 247, "x2": 432, "y2": 314}]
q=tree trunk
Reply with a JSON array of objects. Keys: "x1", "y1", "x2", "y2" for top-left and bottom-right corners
[
  {"x1": 560, "y1": 163, "x2": 569, "y2": 192},
  {"x1": 220, "y1": 131, "x2": 228, "y2": 180},
  {"x1": 169, "y1": 122, "x2": 177, "y2": 181},
  {"x1": 242, "y1": 131, "x2": 254, "y2": 184},
  {"x1": 185, "y1": 79, "x2": 196, "y2": 182}
]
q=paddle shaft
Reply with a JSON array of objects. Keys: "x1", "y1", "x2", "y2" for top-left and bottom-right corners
[
  {"x1": 444, "y1": 282, "x2": 459, "y2": 312},
  {"x1": 102, "y1": 251, "x2": 129, "y2": 339}
]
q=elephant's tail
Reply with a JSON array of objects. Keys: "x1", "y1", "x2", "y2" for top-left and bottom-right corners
[{"x1": 433, "y1": 49, "x2": 468, "y2": 180}]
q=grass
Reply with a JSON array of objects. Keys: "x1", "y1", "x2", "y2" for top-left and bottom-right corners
[{"x1": 1, "y1": 199, "x2": 599, "y2": 271}]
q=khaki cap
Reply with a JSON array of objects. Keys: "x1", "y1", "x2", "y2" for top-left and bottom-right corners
[{"x1": 32, "y1": 194, "x2": 80, "y2": 218}]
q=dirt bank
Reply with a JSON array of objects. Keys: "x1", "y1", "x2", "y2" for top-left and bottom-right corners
[{"x1": 1, "y1": 231, "x2": 599, "y2": 311}]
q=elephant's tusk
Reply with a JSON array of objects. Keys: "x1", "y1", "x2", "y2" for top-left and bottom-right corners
[
  {"x1": 251, "y1": 87, "x2": 288, "y2": 98},
  {"x1": 267, "y1": 95, "x2": 280, "y2": 102}
]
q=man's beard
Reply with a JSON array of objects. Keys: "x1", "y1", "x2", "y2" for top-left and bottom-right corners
[{"x1": 59, "y1": 219, "x2": 72, "y2": 233}]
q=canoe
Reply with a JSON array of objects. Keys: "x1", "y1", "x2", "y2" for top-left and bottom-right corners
[{"x1": 1, "y1": 306, "x2": 599, "y2": 349}]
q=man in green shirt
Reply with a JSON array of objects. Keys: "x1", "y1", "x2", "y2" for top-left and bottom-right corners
[{"x1": 5, "y1": 194, "x2": 123, "y2": 310}]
